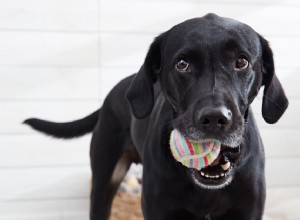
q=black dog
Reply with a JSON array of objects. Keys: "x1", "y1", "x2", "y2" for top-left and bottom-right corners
[{"x1": 24, "y1": 13, "x2": 288, "y2": 220}]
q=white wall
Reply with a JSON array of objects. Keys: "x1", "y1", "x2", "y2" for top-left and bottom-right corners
[{"x1": 0, "y1": 0, "x2": 299, "y2": 219}]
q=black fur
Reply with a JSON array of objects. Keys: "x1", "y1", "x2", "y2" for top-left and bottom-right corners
[
  {"x1": 24, "y1": 110, "x2": 99, "y2": 138},
  {"x1": 24, "y1": 14, "x2": 288, "y2": 220}
]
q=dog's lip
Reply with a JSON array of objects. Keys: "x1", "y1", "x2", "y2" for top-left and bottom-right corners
[
  {"x1": 190, "y1": 145, "x2": 242, "y2": 187},
  {"x1": 221, "y1": 144, "x2": 241, "y2": 159},
  {"x1": 202, "y1": 145, "x2": 241, "y2": 171},
  {"x1": 175, "y1": 129, "x2": 242, "y2": 186}
]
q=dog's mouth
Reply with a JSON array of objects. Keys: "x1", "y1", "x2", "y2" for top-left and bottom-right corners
[{"x1": 190, "y1": 144, "x2": 241, "y2": 189}]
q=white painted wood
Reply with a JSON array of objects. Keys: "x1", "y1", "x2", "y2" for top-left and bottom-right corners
[
  {"x1": 266, "y1": 158, "x2": 300, "y2": 187},
  {"x1": 0, "y1": 199, "x2": 89, "y2": 219},
  {"x1": 265, "y1": 186, "x2": 300, "y2": 220},
  {"x1": 0, "y1": 214, "x2": 61, "y2": 220},
  {"x1": 0, "y1": 32, "x2": 99, "y2": 67},
  {"x1": 0, "y1": 67, "x2": 99, "y2": 100},
  {"x1": 0, "y1": 134, "x2": 90, "y2": 167},
  {"x1": 276, "y1": 67, "x2": 300, "y2": 98},
  {"x1": 241, "y1": 6, "x2": 300, "y2": 37},
  {"x1": 266, "y1": 186, "x2": 300, "y2": 208},
  {"x1": 0, "y1": 166, "x2": 90, "y2": 201},
  {"x1": 63, "y1": 212, "x2": 89, "y2": 220},
  {"x1": 100, "y1": 33, "x2": 153, "y2": 68},
  {"x1": 125, "y1": 0, "x2": 300, "y2": 4},
  {"x1": 0, "y1": 0, "x2": 98, "y2": 31},
  {"x1": 99, "y1": 1, "x2": 300, "y2": 36},
  {"x1": 262, "y1": 129, "x2": 300, "y2": 158},
  {"x1": 1, "y1": 100, "x2": 100, "y2": 134},
  {"x1": 250, "y1": 92, "x2": 300, "y2": 158},
  {"x1": 99, "y1": 67, "x2": 137, "y2": 99},
  {"x1": 268, "y1": 37, "x2": 300, "y2": 69}
]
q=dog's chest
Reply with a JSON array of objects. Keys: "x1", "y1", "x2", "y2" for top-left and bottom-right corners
[{"x1": 184, "y1": 190, "x2": 231, "y2": 218}]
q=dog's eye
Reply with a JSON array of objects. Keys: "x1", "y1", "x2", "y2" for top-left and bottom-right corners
[
  {"x1": 235, "y1": 57, "x2": 249, "y2": 70},
  {"x1": 176, "y1": 59, "x2": 189, "y2": 72}
]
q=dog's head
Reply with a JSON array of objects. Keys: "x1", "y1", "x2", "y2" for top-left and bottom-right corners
[{"x1": 127, "y1": 14, "x2": 288, "y2": 189}]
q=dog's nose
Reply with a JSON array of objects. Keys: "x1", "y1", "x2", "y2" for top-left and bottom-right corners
[{"x1": 197, "y1": 106, "x2": 232, "y2": 131}]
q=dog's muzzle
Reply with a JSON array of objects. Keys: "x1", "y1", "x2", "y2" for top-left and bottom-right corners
[
  {"x1": 190, "y1": 144, "x2": 241, "y2": 189},
  {"x1": 169, "y1": 128, "x2": 242, "y2": 189}
]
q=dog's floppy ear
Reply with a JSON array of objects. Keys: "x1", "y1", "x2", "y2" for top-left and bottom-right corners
[
  {"x1": 126, "y1": 34, "x2": 164, "y2": 119},
  {"x1": 259, "y1": 35, "x2": 289, "y2": 124}
]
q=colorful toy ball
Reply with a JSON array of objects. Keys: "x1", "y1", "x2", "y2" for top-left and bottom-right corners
[{"x1": 169, "y1": 129, "x2": 221, "y2": 170}]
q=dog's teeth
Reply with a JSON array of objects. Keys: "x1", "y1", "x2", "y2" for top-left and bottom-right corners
[
  {"x1": 202, "y1": 173, "x2": 225, "y2": 179},
  {"x1": 201, "y1": 172, "x2": 225, "y2": 179},
  {"x1": 221, "y1": 161, "x2": 231, "y2": 171}
]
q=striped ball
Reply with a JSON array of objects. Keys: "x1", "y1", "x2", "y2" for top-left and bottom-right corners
[{"x1": 169, "y1": 129, "x2": 221, "y2": 170}]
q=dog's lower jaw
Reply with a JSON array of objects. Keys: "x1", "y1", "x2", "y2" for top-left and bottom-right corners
[
  {"x1": 190, "y1": 170, "x2": 234, "y2": 190},
  {"x1": 188, "y1": 145, "x2": 241, "y2": 190}
]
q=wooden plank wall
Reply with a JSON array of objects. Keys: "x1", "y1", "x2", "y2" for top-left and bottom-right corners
[{"x1": 0, "y1": 0, "x2": 299, "y2": 219}]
